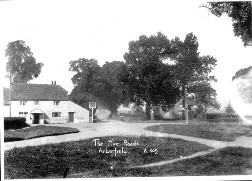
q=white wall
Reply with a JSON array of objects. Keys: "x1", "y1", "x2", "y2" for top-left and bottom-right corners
[
  {"x1": 68, "y1": 101, "x2": 89, "y2": 123},
  {"x1": 4, "y1": 100, "x2": 89, "y2": 124}
]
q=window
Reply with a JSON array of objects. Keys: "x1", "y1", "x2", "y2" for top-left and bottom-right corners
[
  {"x1": 19, "y1": 112, "x2": 28, "y2": 117},
  {"x1": 19, "y1": 112, "x2": 23, "y2": 117},
  {"x1": 52, "y1": 112, "x2": 61, "y2": 117},
  {"x1": 34, "y1": 101, "x2": 39, "y2": 105},
  {"x1": 20, "y1": 101, "x2": 27, "y2": 105},
  {"x1": 53, "y1": 101, "x2": 60, "y2": 105}
]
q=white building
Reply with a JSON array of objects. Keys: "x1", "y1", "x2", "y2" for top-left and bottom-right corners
[{"x1": 3, "y1": 82, "x2": 89, "y2": 124}]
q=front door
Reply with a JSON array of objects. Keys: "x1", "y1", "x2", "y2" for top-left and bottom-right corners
[
  {"x1": 33, "y1": 113, "x2": 40, "y2": 124},
  {"x1": 68, "y1": 112, "x2": 74, "y2": 122}
]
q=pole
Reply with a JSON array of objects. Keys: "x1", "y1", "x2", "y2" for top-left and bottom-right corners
[
  {"x1": 9, "y1": 72, "x2": 12, "y2": 117},
  {"x1": 186, "y1": 108, "x2": 188, "y2": 125},
  {"x1": 91, "y1": 108, "x2": 94, "y2": 123}
]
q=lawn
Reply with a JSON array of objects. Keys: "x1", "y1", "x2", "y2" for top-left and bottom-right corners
[
  {"x1": 129, "y1": 146, "x2": 252, "y2": 176},
  {"x1": 66, "y1": 147, "x2": 252, "y2": 177},
  {"x1": 145, "y1": 122, "x2": 252, "y2": 141},
  {"x1": 4, "y1": 125, "x2": 79, "y2": 142},
  {"x1": 4, "y1": 136, "x2": 211, "y2": 179}
]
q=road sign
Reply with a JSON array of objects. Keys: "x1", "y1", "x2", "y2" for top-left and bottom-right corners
[
  {"x1": 89, "y1": 102, "x2": 96, "y2": 109},
  {"x1": 89, "y1": 102, "x2": 96, "y2": 123}
]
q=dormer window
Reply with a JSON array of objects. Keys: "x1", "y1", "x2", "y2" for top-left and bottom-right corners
[
  {"x1": 20, "y1": 101, "x2": 27, "y2": 105},
  {"x1": 54, "y1": 101, "x2": 60, "y2": 105}
]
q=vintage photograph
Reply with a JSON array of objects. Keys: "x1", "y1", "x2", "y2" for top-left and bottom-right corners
[{"x1": 1, "y1": 0, "x2": 252, "y2": 180}]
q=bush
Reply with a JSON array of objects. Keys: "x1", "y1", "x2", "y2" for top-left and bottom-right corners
[
  {"x1": 4, "y1": 117, "x2": 30, "y2": 130},
  {"x1": 206, "y1": 113, "x2": 219, "y2": 119}
]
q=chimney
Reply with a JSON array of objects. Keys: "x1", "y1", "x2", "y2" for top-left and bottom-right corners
[
  {"x1": 54, "y1": 81, "x2": 56, "y2": 85},
  {"x1": 51, "y1": 81, "x2": 53, "y2": 85}
]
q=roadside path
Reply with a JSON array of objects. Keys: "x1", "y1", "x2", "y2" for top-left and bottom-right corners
[
  {"x1": 4, "y1": 119, "x2": 252, "y2": 170},
  {"x1": 4, "y1": 119, "x2": 252, "y2": 151}
]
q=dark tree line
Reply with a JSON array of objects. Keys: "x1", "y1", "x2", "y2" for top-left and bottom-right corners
[{"x1": 69, "y1": 32, "x2": 218, "y2": 119}]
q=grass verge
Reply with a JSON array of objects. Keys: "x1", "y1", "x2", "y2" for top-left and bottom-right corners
[
  {"x1": 54, "y1": 147, "x2": 252, "y2": 177},
  {"x1": 131, "y1": 146, "x2": 252, "y2": 176},
  {"x1": 4, "y1": 125, "x2": 79, "y2": 142},
  {"x1": 145, "y1": 122, "x2": 252, "y2": 141},
  {"x1": 4, "y1": 136, "x2": 211, "y2": 179}
]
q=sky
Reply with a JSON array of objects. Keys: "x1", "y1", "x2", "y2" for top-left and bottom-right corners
[{"x1": 0, "y1": 0, "x2": 252, "y2": 110}]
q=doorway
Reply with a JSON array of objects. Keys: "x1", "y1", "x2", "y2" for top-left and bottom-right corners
[
  {"x1": 68, "y1": 112, "x2": 74, "y2": 122},
  {"x1": 33, "y1": 113, "x2": 40, "y2": 124}
]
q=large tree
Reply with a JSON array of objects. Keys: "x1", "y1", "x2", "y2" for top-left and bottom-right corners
[
  {"x1": 203, "y1": 1, "x2": 252, "y2": 46},
  {"x1": 69, "y1": 58, "x2": 127, "y2": 113},
  {"x1": 122, "y1": 32, "x2": 180, "y2": 120},
  {"x1": 69, "y1": 58, "x2": 103, "y2": 110},
  {"x1": 100, "y1": 61, "x2": 128, "y2": 113},
  {"x1": 169, "y1": 33, "x2": 217, "y2": 119},
  {"x1": 5, "y1": 40, "x2": 44, "y2": 83}
]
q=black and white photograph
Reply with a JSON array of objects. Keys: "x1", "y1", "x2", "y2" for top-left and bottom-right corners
[{"x1": 0, "y1": 0, "x2": 252, "y2": 180}]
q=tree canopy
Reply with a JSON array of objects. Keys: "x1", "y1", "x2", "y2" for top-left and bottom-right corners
[
  {"x1": 203, "y1": 1, "x2": 252, "y2": 46},
  {"x1": 232, "y1": 66, "x2": 252, "y2": 80},
  {"x1": 5, "y1": 40, "x2": 44, "y2": 83},
  {"x1": 169, "y1": 32, "x2": 217, "y2": 118},
  {"x1": 69, "y1": 32, "x2": 218, "y2": 120},
  {"x1": 188, "y1": 82, "x2": 220, "y2": 118},
  {"x1": 69, "y1": 58, "x2": 127, "y2": 113},
  {"x1": 121, "y1": 32, "x2": 180, "y2": 119}
]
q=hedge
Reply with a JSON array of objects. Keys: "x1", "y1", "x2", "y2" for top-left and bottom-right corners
[{"x1": 4, "y1": 117, "x2": 30, "y2": 130}]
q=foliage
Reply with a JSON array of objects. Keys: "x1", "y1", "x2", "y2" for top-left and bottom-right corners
[
  {"x1": 188, "y1": 82, "x2": 220, "y2": 118},
  {"x1": 69, "y1": 58, "x2": 102, "y2": 111},
  {"x1": 232, "y1": 66, "x2": 252, "y2": 80},
  {"x1": 100, "y1": 61, "x2": 128, "y2": 113},
  {"x1": 5, "y1": 40, "x2": 44, "y2": 83},
  {"x1": 203, "y1": 1, "x2": 252, "y2": 46},
  {"x1": 121, "y1": 32, "x2": 180, "y2": 119},
  {"x1": 4, "y1": 117, "x2": 29, "y2": 130},
  {"x1": 69, "y1": 58, "x2": 127, "y2": 113},
  {"x1": 169, "y1": 33, "x2": 217, "y2": 118}
]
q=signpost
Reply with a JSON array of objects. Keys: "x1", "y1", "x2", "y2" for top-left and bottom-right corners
[
  {"x1": 181, "y1": 107, "x2": 189, "y2": 125},
  {"x1": 89, "y1": 102, "x2": 96, "y2": 123}
]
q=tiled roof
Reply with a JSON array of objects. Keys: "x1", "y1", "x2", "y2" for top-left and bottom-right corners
[{"x1": 3, "y1": 83, "x2": 69, "y2": 102}]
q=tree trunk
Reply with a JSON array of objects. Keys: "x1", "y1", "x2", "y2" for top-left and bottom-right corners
[
  {"x1": 182, "y1": 84, "x2": 186, "y2": 120},
  {"x1": 145, "y1": 102, "x2": 151, "y2": 120},
  {"x1": 204, "y1": 106, "x2": 208, "y2": 120},
  {"x1": 151, "y1": 106, "x2": 155, "y2": 120}
]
